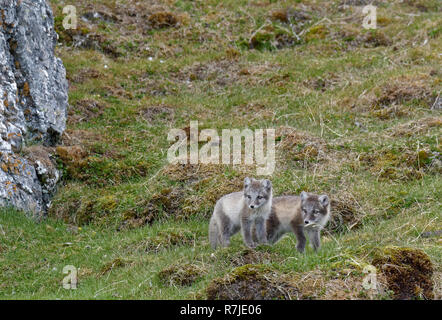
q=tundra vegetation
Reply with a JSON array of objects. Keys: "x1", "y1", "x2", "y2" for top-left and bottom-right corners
[{"x1": 0, "y1": 0, "x2": 440, "y2": 299}]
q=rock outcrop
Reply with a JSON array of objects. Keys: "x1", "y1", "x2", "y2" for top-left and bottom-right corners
[{"x1": 0, "y1": 0, "x2": 68, "y2": 214}]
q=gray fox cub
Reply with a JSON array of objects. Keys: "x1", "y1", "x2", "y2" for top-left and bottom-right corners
[
  {"x1": 265, "y1": 191, "x2": 330, "y2": 252},
  {"x1": 209, "y1": 177, "x2": 272, "y2": 249}
]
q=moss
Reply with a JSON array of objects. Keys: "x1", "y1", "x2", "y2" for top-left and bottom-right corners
[
  {"x1": 327, "y1": 198, "x2": 362, "y2": 233},
  {"x1": 372, "y1": 247, "x2": 434, "y2": 300},
  {"x1": 249, "y1": 27, "x2": 275, "y2": 51},
  {"x1": 305, "y1": 25, "x2": 328, "y2": 42},
  {"x1": 227, "y1": 248, "x2": 274, "y2": 267},
  {"x1": 206, "y1": 264, "x2": 298, "y2": 300},
  {"x1": 148, "y1": 12, "x2": 179, "y2": 29},
  {"x1": 100, "y1": 258, "x2": 131, "y2": 275},
  {"x1": 374, "y1": 76, "x2": 436, "y2": 108},
  {"x1": 359, "y1": 30, "x2": 391, "y2": 47},
  {"x1": 143, "y1": 228, "x2": 195, "y2": 252},
  {"x1": 56, "y1": 145, "x2": 151, "y2": 186},
  {"x1": 360, "y1": 145, "x2": 440, "y2": 181},
  {"x1": 276, "y1": 127, "x2": 327, "y2": 168},
  {"x1": 158, "y1": 263, "x2": 205, "y2": 286}
]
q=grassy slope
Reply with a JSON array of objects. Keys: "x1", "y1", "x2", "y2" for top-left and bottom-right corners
[{"x1": 0, "y1": 0, "x2": 441, "y2": 299}]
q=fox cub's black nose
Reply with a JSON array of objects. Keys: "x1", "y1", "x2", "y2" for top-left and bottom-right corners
[
  {"x1": 250, "y1": 205, "x2": 255, "y2": 209},
  {"x1": 305, "y1": 220, "x2": 309, "y2": 224}
]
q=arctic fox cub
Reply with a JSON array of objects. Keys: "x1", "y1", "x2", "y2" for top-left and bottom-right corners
[
  {"x1": 209, "y1": 177, "x2": 273, "y2": 249},
  {"x1": 265, "y1": 191, "x2": 330, "y2": 252}
]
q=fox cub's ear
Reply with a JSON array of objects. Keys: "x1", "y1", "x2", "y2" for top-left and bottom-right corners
[
  {"x1": 319, "y1": 195, "x2": 329, "y2": 207},
  {"x1": 262, "y1": 179, "x2": 272, "y2": 190},
  {"x1": 244, "y1": 177, "x2": 251, "y2": 188},
  {"x1": 300, "y1": 191, "x2": 308, "y2": 201}
]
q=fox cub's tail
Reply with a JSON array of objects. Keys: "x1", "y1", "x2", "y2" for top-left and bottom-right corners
[{"x1": 209, "y1": 216, "x2": 219, "y2": 249}]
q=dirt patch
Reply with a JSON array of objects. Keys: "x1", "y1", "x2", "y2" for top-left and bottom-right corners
[
  {"x1": 176, "y1": 60, "x2": 242, "y2": 87},
  {"x1": 163, "y1": 163, "x2": 225, "y2": 183},
  {"x1": 360, "y1": 146, "x2": 441, "y2": 181},
  {"x1": 56, "y1": 145, "x2": 89, "y2": 165},
  {"x1": 230, "y1": 249, "x2": 273, "y2": 267},
  {"x1": 147, "y1": 12, "x2": 179, "y2": 29},
  {"x1": 354, "y1": 30, "x2": 391, "y2": 48},
  {"x1": 232, "y1": 102, "x2": 274, "y2": 121},
  {"x1": 327, "y1": 195, "x2": 363, "y2": 234},
  {"x1": 54, "y1": 13, "x2": 122, "y2": 58},
  {"x1": 61, "y1": 129, "x2": 103, "y2": 148},
  {"x1": 206, "y1": 264, "x2": 299, "y2": 300},
  {"x1": 294, "y1": 269, "x2": 390, "y2": 299},
  {"x1": 59, "y1": 129, "x2": 124, "y2": 172},
  {"x1": 118, "y1": 205, "x2": 157, "y2": 230},
  {"x1": 248, "y1": 25, "x2": 300, "y2": 50},
  {"x1": 147, "y1": 187, "x2": 185, "y2": 219},
  {"x1": 100, "y1": 258, "x2": 132, "y2": 276},
  {"x1": 270, "y1": 7, "x2": 311, "y2": 24},
  {"x1": 275, "y1": 127, "x2": 328, "y2": 169},
  {"x1": 135, "y1": 77, "x2": 177, "y2": 97},
  {"x1": 67, "y1": 67, "x2": 103, "y2": 84},
  {"x1": 372, "y1": 247, "x2": 434, "y2": 299},
  {"x1": 119, "y1": 187, "x2": 186, "y2": 229},
  {"x1": 369, "y1": 76, "x2": 437, "y2": 114},
  {"x1": 158, "y1": 263, "x2": 206, "y2": 286},
  {"x1": 403, "y1": 0, "x2": 438, "y2": 12},
  {"x1": 174, "y1": 59, "x2": 282, "y2": 88},
  {"x1": 370, "y1": 105, "x2": 412, "y2": 120},
  {"x1": 303, "y1": 73, "x2": 342, "y2": 92},
  {"x1": 68, "y1": 99, "x2": 107, "y2": 124},
  {"x1": 22, "y1": 145, "x2": 56, "y2": 170},
  {"x1": 102, "y1": 84, "x2": 134, "y2": 100},
  {"x1": 140, "y1": 105, "x2": 175, "y2": 123},
  {"x1": 50, "y1": 194, "x2": 118, "y2": 226},
  {"x1": 335, "y1": 26, "x2": 391, "y2": 48},
  {"x1": 388, "y1": 117, "x2": 442, "y2": 137}
]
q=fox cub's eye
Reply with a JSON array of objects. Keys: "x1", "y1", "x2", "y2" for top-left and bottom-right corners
[
  {"x1": 246, "y1": 195, "x2": 251, "y2": 199},
  {"x1": 257, "y1": 196, "x2": 263, "y2": 200}
]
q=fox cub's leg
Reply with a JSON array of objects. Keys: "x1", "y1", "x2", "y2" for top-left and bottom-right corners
[
  {"x1": 241, "y1": 217, "x2": 256, "y2": 248},
  {"x1": 265, "y1": 214, "x2": 280, "y2": 244},
  {"x1": 307, "y1": 229, "x2": 321, "y2": 251},
  {"x1": 254, "y1": 217, "x2": 268, "y2": 244},
  {"x1": 219, "y1": 217, "x2": 233, "y2": 247},
  {"x1": 215, "y1": 207, "x2": 233, "y2": 247},
  {"x1": 292, "y1": 224, "x2": 306, "y2": 253}
]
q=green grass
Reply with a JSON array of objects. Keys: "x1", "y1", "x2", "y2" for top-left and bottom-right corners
[{"x1": 0, "y1": 0, "x2": 441, "y2": 299}]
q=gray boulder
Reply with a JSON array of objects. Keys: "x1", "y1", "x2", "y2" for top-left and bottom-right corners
[{"x1": 0, "y1": 0, "x2": 68, "y2": 214}]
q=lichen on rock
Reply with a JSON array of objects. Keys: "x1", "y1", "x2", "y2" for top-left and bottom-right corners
[{"x1": 0, "y1": 0, "x2": 68, "y2": 214}]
